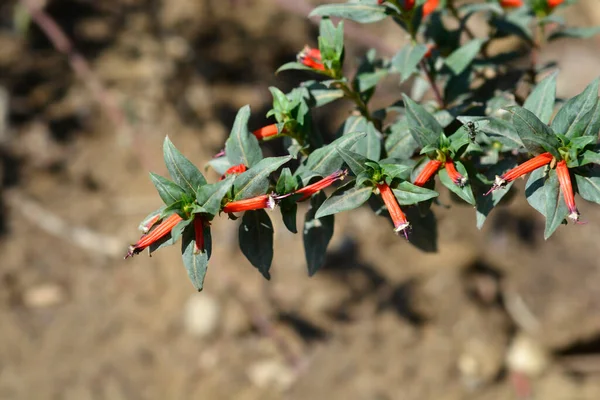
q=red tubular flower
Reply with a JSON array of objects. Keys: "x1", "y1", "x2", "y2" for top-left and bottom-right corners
[
  {"x1": 422, "y1": 0, "x2": 440, "y2": 17},
  {"x1": 424, "y1": 43, "x2": 436, "y2": 58},
  {"x1": 377, "y1": 183, "x2": 410, "y2": 239},
  {"x1": 294, "y1": 170, "x2": 347, "y2": 201},
  {"x1": 487, "y1": 152, "x2": 553, "y2": 195},
  {"x1": 219, "y1": 163, "x2": 247, "y2": 180},
  {"x1": 402, "y1": 0, "x2": 416, "y2": 10},
  {"x1": 125, "y1": 213, "x2": 183, "y2": 258},
  {"x1": 222, "y1": 194, "x2": 276, "y2": 214},
  {"x1": 547, "y1": 0, "x2": 564, "y2": 8},
  {"x1": 297, "y1": 46, "x2": 326, "y2": 71},
  {"x1": 445, "y1": 159, "x2": 467, "y2": 187},
  {"x1": 193, "y1": 214, "x2": 205, "y2": 254},
  {"x1": 414, "y1": 160, "x2": 442, "y2": 187},
  {"x1": 556, "y1": 160, "x2": 580, "y2": 223},
  {"x1": 253, "y1": 124, "x2": 280, "y2": 140},
  {"x1": 499, "y1": 0, "x2": 523, "y2": 7}
]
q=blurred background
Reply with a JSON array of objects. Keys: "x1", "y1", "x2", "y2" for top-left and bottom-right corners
[{"x1": 1, "y1": 0, "x2": 600, "y2": 399}]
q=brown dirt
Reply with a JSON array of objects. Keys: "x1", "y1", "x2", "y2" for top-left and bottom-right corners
[{"x1": 1, "y1": 0, "x2": 600, "y2": 399}]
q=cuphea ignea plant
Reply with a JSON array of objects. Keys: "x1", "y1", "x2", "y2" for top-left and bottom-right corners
[{"x1": 126, "y1": 1, "x2": 600, "y2": 291}]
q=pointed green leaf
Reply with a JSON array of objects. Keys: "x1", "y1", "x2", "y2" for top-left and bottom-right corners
[
  {"x1": 303, "y1": 191, "x2": 334, "y2": 276},
  {"x1": 338, "y1": 147, "x2": 368, "y2": 176},
  {"x1": 196, "y1": 176, "x2": 235, "y2": 216},
  {"x1": 551, "y1": 78, "x2": 599, "y2": 138},
  {"x1": 341, "y1": 115, "x2": 381, "y2": 161},
  {"x1": 409, "y1": 126, "x2": 439, "y2": 148},
  {"x1": 543, "y1": 169, "x2": 569, "y2": 239},
  {"x1": 315, "y1": 182, "x2": 372, "y2": 219},
  {"x1": 438, "y1": 161, "x2": 475, "y2": 205},
  {"x1": 309, "y1": 3, "x2": 388, "y2": 24},
  {"x1": 575, "y1": 171, "x2": 600, "y2": 205},
  {"x1": 149, "y1": 172, "x2": 187, "y2": 206},
  {"x1": 402, "y1": 94, "x2": 443, "y2": 135},
  {"x1": 306, "y1": 131, "x2": 367, "y2": 176},
  {"x1": 444, "y1": 39, "x2": 485, "y2": 75},
  {"x1": 391, "y1": 43, "x2": 428, "y2": 82},
  {"x1": 385, "y1": 117, "x2": 419, "y2": 159},
  {"x1": 163, "y1": 136, "x2": 206, "y2": 195},
  {"x1": 225, "y1": 105, "x2": 262, "y2": 167},
  {"x1": 548, "y1": 26, "x2": 600, "y2": 41},
  {"x1": 276, "y1": 61, "x2": 317, "y2": 74},
  {"x1": 523, "y1": 72, "x2": 557, "y2": 124},
  {"x1": 206, "y1": 156, "x2": 232, "y2": 175},
  {"x1": 475, "y1": 159, "x2": 518, "y2": 229},
  {"x1": 506, "y1": 106, "x2": 560, "y2": 157},
  {"x1": 392, "y1": 182, "x2": 438, "y2": 205},
  {"x1": 580, "y1": 150, "x2": 600, "y2": 166},
  {"x1": 232, "y1": 156, "x2": 292, "y2": 200},
  {"x1": 239, "y1": 209, "x2": 273, "y2": 279},
  {"x1": 181, "y1": 223, "x2": 211, "y2": 291},
  {"x1": 525, "y1": 167, "x2": 547, "y2": 216}
]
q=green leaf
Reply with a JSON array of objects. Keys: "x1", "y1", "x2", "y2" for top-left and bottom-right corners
[
  {"x1": 303, "y1": 191, "x2": 334, "y2": 276},
  {"x1": 385, "y1": 117, "x2": 419, "y2": 159},
  {"x1": 239, "y1": 209, "x2": 273, "y2": 279},
  {"x1": 575, "y1": 170, "x2": 600, "y2": 205},
  {"x1": 444, "y1": 39, "x2": 485, "y2": 75},
  {"x1": 276, "y1": 61, "x2": 317, "y2": 74},
  {"x1": 306, "y1": 131, "x2": 367, "y2": 176},
  {"x1": 402, "y1": 94, "x2": 443, "y2": 136},
  {"x1": 548, "y1": 26, "x2": 600, "y2": 41},
  {"x1": 280, "y1": 202, "x2": 298, "y2": 234},
  {"x1": 149, "y1": 172, "x2": 188, "y2": 206},
  {"x1": 196, "y1": 176, "x2": 235, "y2": 216},
  {"x1": 580, "y1": 150, "x2": 600, "y2": 166},
  {"x1": 225, "y1": 105, "x2": 262, "y2": 167},
  {"x1": 582, "y1": 100, "x2": 600, "y2": 137},
  {"x1": 163, "y1": 136, "x2": 206, "y2": 195},
  {"x1": 181, "y1": 223, "x2": 211, "y2": 291},
  {"x1": 409, "y1": 126, "x2": 439, "y2": 148},
  {"x1": 309, "y1": 3, "x2": 388, "y2": 24},
  {"x1": 206, "y1": 156, "x2": 232, "y2": 175},
  {"x1": 341, "y1": 115, "x2": 381, "y2": 161},
  {"x1": 304, "y1": 81, "x2": 345, "y2": 107},
  {"x1": 380, "y1": 162, "x2": 414, "y2": 181},
  {"x1": 319, "y1": 18, "x2": 345, "y2": 58},
  {"x1": 232, "y1": 156, "x2": 291, "y2": 201},
  {"x1": 525, "y1": 167, "x2": 547, "y2": 216},
  {"x1": 438, "y1": 161, "x2": 475, "y2": 205},
  {"x1": 392, "y1": 182, "x2": 438, "y2": 205},
  {"x1": 551, "y1": 78, "x2": 599, "y2": 138},
  {"x1": 391, "y1": 43, "x2": 428, "y2": 83},
  {"x1": 315, "y1": 182, "x2": 373, "y2": 219},
  {"x1": 338, "y1": 147, "x2": 368, "y2": 176},
  {"x1": 506, "y1": 106, "x2": 560, "y2": 157},
  {"x1": 543, "y1": 169, "x2": 569, "y2": 240},
  {"x1": 137, "y1": 206, "x2": 166, "y2": 232},
  {"x1": 523, "y1": 72, "x2": 557, "y2": 124},
  {"x1": 475, "y1": 159, "x2": 517, "y2": 229}
]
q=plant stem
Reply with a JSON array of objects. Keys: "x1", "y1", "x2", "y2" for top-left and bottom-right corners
[
  {"x1": 447, "y1": 0, "x2": 476, "y2": 40},
  {"x1": 419, "y1": 59, "x2": 445, "y2": 109},
  {"x1": 337, "y1": 82, "x2": 382, "y2": 130}
]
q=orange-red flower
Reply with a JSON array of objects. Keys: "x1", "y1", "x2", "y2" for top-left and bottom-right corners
[
  {"x1": 377, "y1": 182, "x2": 410, "y2": 238},
  {"x1": 414, "y1": 160, "x2": 442, "y2": 187},
  {"x1": 402, "y1": 0, "x2": 416, "y2": 10},
  {"x1": 424, "y1": 43, "x2": 436, "y2": 58},
  {"x1": 125, "y1": 213, "x2": 183, "y2": 258},
  {"x1": 219, "y1": 163, "x2": 247, "y2": 181},
  {"x1": 445, "y1": 159, "x2": 467, "y2": 187},
  {"x1": 294, "y1": 170, "x2": 347, "y2": 201},
  {"x1": 253, "y1": 124, "x2": 280, "y2": 140},
  {"x1": 499, "y1": 0, "x2": 523, "y2": 8},
  {"x1": 556, "y1": 160, "x2": 580, "y2": 223},
  {"x1": 222, "y1": 194, "x2": 276, "y2": 214},
  {"x1": 297, "y1": 46, "x2": 326, "y2": 71},
  {"x1": 487, "y1": 152, "x2": 553, "y2": 194},
  {"x1": 423, "y1": 0, "x2": 440, "y2": 17},
  {"x1": 547, "y1": 0, "x2": 564, "y2": 8}
]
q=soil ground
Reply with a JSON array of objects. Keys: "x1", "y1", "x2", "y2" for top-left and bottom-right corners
[{"x1": 1, "y1": 1, "x2": 600, "y2": 399}]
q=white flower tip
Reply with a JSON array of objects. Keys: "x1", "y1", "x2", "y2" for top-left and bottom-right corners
[{"x1": 266, "y1": 195, "x2": 276, "y2": 210}]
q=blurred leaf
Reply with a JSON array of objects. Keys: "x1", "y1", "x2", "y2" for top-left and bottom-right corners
[
  {"x1": 149, "y1": 173, "x2": 188, "y2": 206},
  {"x1": 523, "y1": 72, "x2": 557, "y2": 124},
  {"x1": 385, "y1": 117, "x2": 420, "y2": 159},
  {"x1": 303, "y1": 191, "x2": 334, "y2": 276},
  {"x1": 548, "y1": 26, "x2": 600, "y2": 41},
  {"x1": 309, "y1": 3, "x2": 389, "y2": 23},
  {"x1": 444, "y1": 39, "x2": 485, "y2": 75},
  {"x1": 438, "y1": 161, "x2": 476, "y2": 205},
  {"x1": 391, "y1": 43, "x2": 428, "y2": 82},
  {"x1": 402, "y1": 94, "x2": 443, "y2": 135},
  {"x1": 543, "y1": 169, "x2": 568, "y2": 239},
  {"x1": 341, "y1": 115, "x2": 381, "y2": 161}
]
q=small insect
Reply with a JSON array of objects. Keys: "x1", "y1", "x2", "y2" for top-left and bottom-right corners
[{"x1": 466, "y1": 121, "x2": 478, "y2": 142}]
